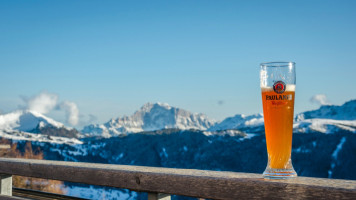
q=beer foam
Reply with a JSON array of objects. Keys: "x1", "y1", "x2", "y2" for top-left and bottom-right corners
[
  {"x1": 261, "y1": 84, "x2": 295, "y2": 92},
  {"x1": 286, "y1": 84, "x2": 296, "y2": 91}
]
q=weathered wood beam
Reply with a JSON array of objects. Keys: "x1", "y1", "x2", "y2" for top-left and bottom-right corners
[
  {"x1": 12, "y1": 188, "x2": 87, "y2": 200},
  {"x1": 0, "y1": 194, "x2": 26, "y2": 200},
  {"x1": 0, "y1": 158, "x2": 354, "y2": 199}
]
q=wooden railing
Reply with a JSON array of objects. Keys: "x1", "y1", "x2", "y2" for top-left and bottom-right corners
[{"x1": 0, "y1": 158, "x2": 355, "y2": 199}]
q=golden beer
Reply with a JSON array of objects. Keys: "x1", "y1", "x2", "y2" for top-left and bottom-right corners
[{"x1": 261, "y1": 86, "x2": 295, "y2": 169}]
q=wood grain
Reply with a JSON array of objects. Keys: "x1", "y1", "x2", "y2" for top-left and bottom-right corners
[
  {"x1": 0, "y1": 194, "x2": 27, "y2": 200},
  {"x1": 0, "y1": 158, "x2": 355, "y2": 199}
]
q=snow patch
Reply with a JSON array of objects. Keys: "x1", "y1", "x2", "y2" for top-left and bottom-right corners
[
  {"x1": 161, "y1": 147, "x2": 168, "y2": 158},
  {"x1": 66, "y1": 185, "x2": 137, "y2": 200},
  {"x1": 114, "y1": 153, "x2": 124, "y2": 161},
  {"x1": 0, "y1": 130, "x2": 82, "y2": 145},
  {"x1": 328, "y1": 137, "x2": 347, "y2": 178},
  {"x1": 183, "y1": 146, "x2": 188, "y2": 152},
  {"x1": 293, "y1": 147, "x2": 311, "y2": 153},
  {"x1": 332, "y1": 137, "x2": 347, "y2": 160}
]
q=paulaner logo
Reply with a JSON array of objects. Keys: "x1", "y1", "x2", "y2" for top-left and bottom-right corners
[
  {"x1": 266, "y1": 94, "x2": 293, "y2": 101},
  {"x1": 273, "y1": 81, "x2": 286, "y2": 94}
]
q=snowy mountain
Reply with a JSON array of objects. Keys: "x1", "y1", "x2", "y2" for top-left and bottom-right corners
[
  {"x1": 208, "y1": 113, "x2": 264, "y2": 132},
  {"x1": 82, "y1": 100, "x2": 356, "y2": 138},
  {"x1": 293, "y1": 118, "x2": 356, "y2": 134},
  {"x1": 295, "y1": 99, "x2": 356, "y2": 121},
  {"x1": 0, "y1": 110, "x2": 64, "y2": 132},
  {"x1": 2, "y1": 100, "x2": 356, "y2": 142},
  {"x1": 0, "y1": 110, "x2": 81, "y2": 144},
  {"x1": 293, "y1": 100, "x2": 356, "y2": 134},
  {"x1": 82, "y1": 102, "x2": 216, "y2": 137},
  {"x1": 209, "y1": 100, "x2": 356, "y2": 134}
]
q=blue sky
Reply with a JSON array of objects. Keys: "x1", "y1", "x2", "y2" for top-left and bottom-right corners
[{"x1": 1, "y1": 0, "x2": 356, "y2": 127}]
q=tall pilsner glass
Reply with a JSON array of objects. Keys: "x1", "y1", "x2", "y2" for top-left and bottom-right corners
[{"x1": 260, "y1": 62, "x2": 297, "y2": 179}]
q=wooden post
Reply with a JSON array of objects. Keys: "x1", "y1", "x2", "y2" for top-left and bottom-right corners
[
  {"x1": 0, "y1": 174, "x2": 12, "y2": 196},
  {"x1": 148, "y1": 193, "x2": 171, "y2": 200}
]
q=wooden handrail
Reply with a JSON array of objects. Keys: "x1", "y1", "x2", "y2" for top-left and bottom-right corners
[{"x1": 0, "y1": 158, "x2": 355, "y2": 199}]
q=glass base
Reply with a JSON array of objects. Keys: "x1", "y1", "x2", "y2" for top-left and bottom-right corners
[{"x1": 263, "y1": 168, "x2": 297, "y2": 179}]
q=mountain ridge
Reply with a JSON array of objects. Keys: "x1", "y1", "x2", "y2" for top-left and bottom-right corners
[
  {"x1": 1, "y1": 100, "x2": 356, "y2": 141},
  {"x1": 82, "y1": 102, "x2": 216, "y2": 137},
  {"x1": 295, "y1": 99, "x2": 356, "y2": 121}
]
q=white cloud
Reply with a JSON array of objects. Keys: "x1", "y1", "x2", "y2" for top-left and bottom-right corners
[
  {"x1": 60, "y1": 101, "x2": 79, "y2": 126},
  {"x1": 22, "y1": 91, "x2": 80, "y2": 126},
  {"x1": 25, "y1": 92, "x2": 58, "y2": 114},
  {"x1": 310, "y1": 94, "x2": 331, "y2": 105}
]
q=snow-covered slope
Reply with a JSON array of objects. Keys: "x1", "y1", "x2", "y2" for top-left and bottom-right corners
[
  {"x1": 0, "y1": 110, "x2": 65, "y2": 132},
  {"x1": 208, "y1": 114, "x2": 264, "y2": 132},
  {"x1": 293, "y1": 118, "x2": 356, "y2": 134},
  {"x1": 0, "y1": 130, "x2": 82, "y2": 144},
  {"x1": 293, "y1": 100, "x2": 356, "y2": 134},
  {"x1": 209, "y1": 100, "x2": 356, "y2": 134},
  {"x1": 82, "y1": 103, "x2": 216, "y2": 137},
  {"x1": 0, "y1": 110, "x2": 81, "y2": 144},
  {"x1": 295, "y1": 99, "x2": 356, "y2": 121}
]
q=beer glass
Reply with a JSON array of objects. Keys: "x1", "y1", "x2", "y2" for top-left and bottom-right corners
[{"x1": 260, "y1": 62, "x2": 297, "y2": 179}]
